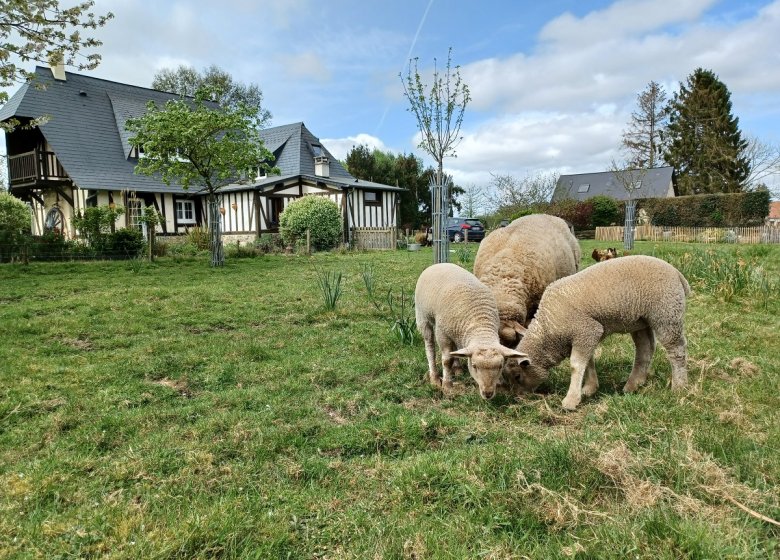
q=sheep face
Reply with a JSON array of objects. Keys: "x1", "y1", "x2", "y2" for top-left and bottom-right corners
[
  {"x1": 451, "y1": 346, "x2": 529, "y2": 400},
  {"x1": 502, "y1": 359, "x2": 547, "y2": 393}
]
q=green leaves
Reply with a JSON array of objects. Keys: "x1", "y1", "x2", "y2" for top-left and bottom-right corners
[
  {"x1": 279, "y1": 196, "x2": 342, "y2": 251},
  {"x1": 125, "y1": 92, "x2": 274, "y2": 195}
]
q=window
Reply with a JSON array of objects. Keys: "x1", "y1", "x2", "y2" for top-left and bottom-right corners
[
  {"x1": 176, "y1": 200, "x2": 196, "y2": 224},
  {"x1": 632, "y1": 180, "x2": 642, "y2": 190},
  {"x1": 311, "y1": 144, "x2": 323, "y2": 157},
  {"x1": 364, "y1": 190, "x2": 381, "y2": 206},
  {"x1": 577, "y1": 183, "x2": 590, "y2": 193},
  {"x1": 127, "y1": 198, "x2": 143, "y2": 230}
]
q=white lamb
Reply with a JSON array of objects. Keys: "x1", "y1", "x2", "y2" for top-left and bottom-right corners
[
  {"x1": 474, "y1": 214, "x2": 581, "y2": 347},
  {"x1": 415, "y1": 263, "x2": 528, "y2": 400},
  {"x1": 505, "y1": 255, "x2": 690, "y2": 410}
]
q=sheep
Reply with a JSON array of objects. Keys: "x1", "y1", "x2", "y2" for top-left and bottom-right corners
[
  {"x1": 473, "y1": 214, "x2": 581, "y2": 347},
  {"x1": 414, "y1": 263, "x2": 529, "y2": 400},
  {"x1": 505, "y1": 255, "x2": 690, "y2": 410}
]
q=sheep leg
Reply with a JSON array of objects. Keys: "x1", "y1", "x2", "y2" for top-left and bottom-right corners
[
  {"x1": 624, "y1": 328, "x2": 656, "y2": 393},
  {"x1": 581, "y1": 355, "x2": 599, "y2": 397},
  {"x1": 656, "y1": 325, "x2": 688, "y2": 390},
  {"x1": 562, "y1": 347, "x2": 595, "y2": 411},
  {"x1": 440, "y1": 340, "x2": 457, "y2": 390},
  {"x1": 420, "y1": 320, "x2": 441, "y2": 387}
]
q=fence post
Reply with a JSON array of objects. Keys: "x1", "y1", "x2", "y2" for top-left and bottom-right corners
[{"x1": 306, "y1": 229, "x2": 311, "y2": 255}]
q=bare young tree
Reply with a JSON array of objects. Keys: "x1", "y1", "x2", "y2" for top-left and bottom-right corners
[
  {"x1": 622, "y1": 81, "x2": 667, "y2": 168},
  {"x1": 401, "y1": 48, "x2": 470, "y2": 263},
  {"x1": 489, "y1": 171, "x2": 557, "y2": 212},
  {"x1": 743, "y1": 135, "x2": 780, "y2": 196},
  {"x1": 460, "y1": 184, "x2": 489, "y2": 218}
]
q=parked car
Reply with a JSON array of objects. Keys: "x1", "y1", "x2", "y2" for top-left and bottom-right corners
[{"x1": 446, "y1": 217, "x2": 485, "y2": 242}]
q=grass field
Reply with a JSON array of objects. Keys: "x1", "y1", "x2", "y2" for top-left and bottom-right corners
[{"x1": 1, "y1": 240, "x2": 779, "y2": 559}]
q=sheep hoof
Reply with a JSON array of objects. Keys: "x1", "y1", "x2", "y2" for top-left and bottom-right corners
[
  {"x1": 582, "y1": 383, "x2": 599, "y2": 397},
  {"x1": 623, "y1": 380, "x2": 641, "y2": 393},
  {"x1": 561, "y1": 396, "x2": 580, "y2": 411},
  {"x1": 429, "y1": 375, "x2": 442, "y2": 387},
  {"x1": 442, "y1": 380, "x2": 454, "y2": 390}
]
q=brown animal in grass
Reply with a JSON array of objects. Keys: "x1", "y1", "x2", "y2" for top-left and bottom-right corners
[{"x1": 591, "y1": 247, "x2": 618, "y2": 262}]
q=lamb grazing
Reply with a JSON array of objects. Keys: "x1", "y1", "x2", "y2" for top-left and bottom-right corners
[
  {"x1": 591, "y1": 247, "x2": 618, "y2": 262},
  {"x1": 415, "y1": 263, "x2": 528, "y2": 400},
  {"x1": 473, "y1": 214, "x2": 581, "y2": 347},
  {"x1": 505, "y1": 255, "x2": 690, "y2": 410}
]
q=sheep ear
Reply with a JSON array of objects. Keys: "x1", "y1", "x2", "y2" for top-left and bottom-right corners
[
  {"x1": 450, "y1": 348, "x2": 472, "y2": 358},
  {"x1": 500, "y1": 347, "x2": 531, "y2": 367},
  {"x1": 513, "y1": 322, "x2": 528, "y2": 338}
]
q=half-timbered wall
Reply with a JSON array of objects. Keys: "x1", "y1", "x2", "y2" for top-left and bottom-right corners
[{"x1": 346, "y1": 189, "x2": 397, "y2": 229}]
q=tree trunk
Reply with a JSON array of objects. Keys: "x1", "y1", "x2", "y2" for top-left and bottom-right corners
[{"x1": 209, "y1": 196, "x2": 224, "y2": 267}]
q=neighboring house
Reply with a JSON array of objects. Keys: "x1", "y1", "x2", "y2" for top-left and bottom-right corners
[
  {"x1": 0, "y1": 65, "x2": 402, "y2": 246},
  {"x1": 767, "y1": 201, "x2": 780, "y2": 226},
  {"x1": 552, "y1": 166, "x2": 677, "y2": 202}
]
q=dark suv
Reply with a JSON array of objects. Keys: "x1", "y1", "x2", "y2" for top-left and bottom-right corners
[{"x1": 446, "y1": 217, "x2": 485, "y2": 242}]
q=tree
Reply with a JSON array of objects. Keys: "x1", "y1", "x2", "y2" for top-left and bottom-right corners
[
  {"x1": 622, "y1": 81, "x2": 667, "y2": 168},
  {"x1": 662, "y1": 68, "x2": 750, "y2": 195},
  {"x1": 460, "y1": 184, "x2": 489, "y2": 218},
  {"x1": 489, "y1": 171, "x2": 557, "y2": 214},
  {"x1": 126, "y1": 89, "x2": 275, "y2": 266},
  {"x1": 152, "y1": 64, "x2": 272, "y2": 128},
  {"x1": 742, "y1": 135, "x2": 780, "y2": 197},
  {"x1": 0, "y1": 0, "x2": 113, "y2": 128},
  {"x1": 401, "y1": 48, "x2": 470, "y2": 263}
]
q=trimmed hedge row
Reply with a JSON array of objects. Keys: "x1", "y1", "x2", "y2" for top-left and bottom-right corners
[{"x1": 630, "y1": 191, "x2": 770, "y2": 227}]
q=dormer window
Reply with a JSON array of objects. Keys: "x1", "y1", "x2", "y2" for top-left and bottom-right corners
[{"x1": 311, "y1": 144, "x2": 324, "y2": 157}]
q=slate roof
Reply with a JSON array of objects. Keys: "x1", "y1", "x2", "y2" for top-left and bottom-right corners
[
  {"x1": 0, "y1": 66, "x2": 194, "y2": 193},
  {"x1": 1, "y1": 67, "x2": 402, "y2": 196},
  {"x1": 553, "y1": 166, "x2": 676, "y2": 202}
]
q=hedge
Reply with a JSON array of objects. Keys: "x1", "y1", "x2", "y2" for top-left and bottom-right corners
[{"x1": 628, "y1": 191, "x2": 770, "y2": 227}]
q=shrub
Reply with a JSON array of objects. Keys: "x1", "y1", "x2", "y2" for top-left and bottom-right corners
[
  {"x1": 589, "y1": 195, "x2": 620, "y2": 227},
  {"x1": 108, "y1": 228, "x2": 145, "y2": 259},
  {"x1": 0, "y1": 192, "x2": 32, "y2": 262},
  {"x1": 279, "y1": 196, "x2": 342, "y2": 251},
  {"x1": 72, "y1": 205, "x2": 125, "y2": 251},
  {"x1": 636, "y1": 191, "x2": 769, "y2": 227},
  {"x1": 255, "y1": 233, "x2": 285, "y2": 254}
]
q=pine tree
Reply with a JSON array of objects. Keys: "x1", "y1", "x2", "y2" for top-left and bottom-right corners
[
  {"x1": 622, "y1": 81, "x2": 667, "y2": 168},
  {"x1": 662, "y1": 68, "x2": 749, "y2": 194}
]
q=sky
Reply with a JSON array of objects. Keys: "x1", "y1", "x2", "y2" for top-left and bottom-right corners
[{"x1": 4, "y1": 0, "x2": 780, "y2": 194}]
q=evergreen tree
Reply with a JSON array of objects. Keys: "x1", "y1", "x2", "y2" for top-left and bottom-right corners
[
  {"x1": 622, "y1": 81, "x2": 667, "y2": 168},
  {"x1": 662, "y1": 68, "x2": 749, "y2": 194}
]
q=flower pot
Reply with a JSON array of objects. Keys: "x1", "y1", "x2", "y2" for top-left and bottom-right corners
[{"x1": 407, "y1": 243, "x2": 421, "y2": 251}]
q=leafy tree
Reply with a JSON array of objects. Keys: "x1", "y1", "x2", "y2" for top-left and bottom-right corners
[
  {"x1": 279, "y1": 195, "x2": 342, "y2": 251},
  {"x1": 152, "y1": 64, "x2": 272, "y2": 128},
  {"x1": 401, "y1": 48, "x2": 470, "y2": 262},
  {"x1": 589, "y1": 195, "x2": 620, "y2": 227},
  {"x1": 0, "y1": 191, "x2": 31, "y2": 261},
  {"x1": 662, "y1": 68, "x2": 750, "y2": 194},
  {"x1": 126, "y1": 89, "x2": 275, "y2": 266},
  {"x1": 622, "y1": 81, "x2": 667, "y2": 168},
  {"x1": 0, "y1": 0, "x2": 113, "y2": 128}
]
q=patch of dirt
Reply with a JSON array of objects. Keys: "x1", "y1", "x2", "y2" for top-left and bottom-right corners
[
  {"x1": 59, "y1": 337, "x2": 93, "y2": 351},
  {"x1": 322, "y1": 406, "x2": 349, "y2": 426},
  {"x1": 729, "y1": 357, "x2": 760, "y2": 377},
  {"x1": 150, "y1": 377, "x2": 192, "y2": 398}
]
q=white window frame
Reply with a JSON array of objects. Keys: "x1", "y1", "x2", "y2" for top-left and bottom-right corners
[
  {"x1": 127, "y1": 198, "x2": 144, "y2": 230},
  {"x1": 176, "y1": 200, "x2": 196, "y2": 224}
]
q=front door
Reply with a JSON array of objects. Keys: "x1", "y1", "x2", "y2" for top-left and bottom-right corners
[{"x1": 268, "y1": 197, "x2": 284, "y2": 230}]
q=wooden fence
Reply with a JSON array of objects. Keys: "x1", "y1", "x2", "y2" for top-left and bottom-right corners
[
  {"x1": 596, "y1": 225, "x2": 780, "y2": 244},
  {"x1": 351, "y1": 227, "x2": 397, "y2": 250}
]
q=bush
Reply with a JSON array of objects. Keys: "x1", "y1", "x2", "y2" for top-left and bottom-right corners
[
  {"x1": 72, "y1": 205, "x2": 125, "y2": 252},
  {"x1": 635, "y1": 191, "x2": 769, "y2": 227},
  {"x1": 255, "y1": 233, "x2": 285, "y2": 254},
  {"x1": 0, "y1": 192, "x2": 32, "y2": 262},
  {"x1": 279, "y1": 196, "x2": 342, "y2": 251},
  {"x1": 108, "y1": 228, "x2": 145, "y2": 258},
  {"x1": 589, "y1": 195, "x2": 620, "y2": 227}
]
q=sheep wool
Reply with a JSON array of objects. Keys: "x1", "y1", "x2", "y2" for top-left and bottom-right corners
[
  {"x1": 414, "y1": 263, "x2": 528, "y2": 400},
  {"x1": 509, "y1": 255, "x2": 690, "y2": 410},
  {"x1": 474, "y1": 214, "x2": 581, "y2": 346}
]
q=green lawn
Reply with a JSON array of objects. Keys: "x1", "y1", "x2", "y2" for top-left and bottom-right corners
[{"x1": 1, "y1": 241, "x2": 778, "y2": 559}]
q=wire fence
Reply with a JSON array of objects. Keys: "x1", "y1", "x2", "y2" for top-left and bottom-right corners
[{"x1": 0, "y1": 240, "x2": 146, "y2": 263}]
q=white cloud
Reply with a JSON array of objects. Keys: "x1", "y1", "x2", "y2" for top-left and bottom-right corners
[
  {"x1": 278, "y1": 52, "x2": 331, "y2": 82},
  {"x1": 321, "y1": 134, "x2": 389, "y2": 161}
]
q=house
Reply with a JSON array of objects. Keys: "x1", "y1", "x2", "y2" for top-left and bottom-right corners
[
  {"x1": 552, "y1": 166, "x2": 677, "y2": 202},
  {"x1": 0, "y1": 65, "x2": 402, "y2": 247},
  {"x1": 767, "y1": 201, "x2": 780, "y2": 226}
]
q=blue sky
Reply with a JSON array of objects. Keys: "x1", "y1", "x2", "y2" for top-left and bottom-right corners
[{"x1": 4, "y1": 0, "x2": 780, "y2": 192}]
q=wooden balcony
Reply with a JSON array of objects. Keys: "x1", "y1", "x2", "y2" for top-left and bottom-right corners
[{"x1": 8, "y1": 149, "x2": 69, "y2": 187}]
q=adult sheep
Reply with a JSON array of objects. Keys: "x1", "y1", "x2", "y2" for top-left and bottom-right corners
[
  {"x1": 505, "y1": 255, "x2": 690, "y2": 410},
  {"x1": 415, "y1": 263, "x2": 528, "y2": 400},
  {"x1": 473, "y1": 214, "x2": 581, "y2": 347}
]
